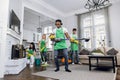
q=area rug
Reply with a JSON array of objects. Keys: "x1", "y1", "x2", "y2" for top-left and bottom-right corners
[{"x1": 32, "y1": 65, "x2": 116, "y2": 80}]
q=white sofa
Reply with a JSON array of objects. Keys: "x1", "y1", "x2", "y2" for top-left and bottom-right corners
[{"x1": 79, "y1": 47, "x2": 120, "y2": 66}]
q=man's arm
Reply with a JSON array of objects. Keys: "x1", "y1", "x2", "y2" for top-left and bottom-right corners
[
  {"x1": 65, "y1": 32, "x2": 71, "y2": 39},
  {"x1": 38, "y1": 41, "x2": 40, "y2": 47},
  {"x1": 64, "y1": 32, "x2": 75, "y2": 43},
  {"x1": 63, "y1": 27, "x2": 71, "y2": 39}
]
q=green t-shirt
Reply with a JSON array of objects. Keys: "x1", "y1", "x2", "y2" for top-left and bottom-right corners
[
  {"x1": 71, "y1": 34, "x2": 79, "y2": 51},
  {"x1": 40, "y1": 39, "x2": 47, "y2": 52}
]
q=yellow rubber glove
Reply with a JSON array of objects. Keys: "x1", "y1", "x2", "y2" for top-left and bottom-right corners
[
  {"x1": 70, "y1": 38, "x2": 75, "y2": 42},
  {"x1": 74, "y1": 40, "x2": 79, "y2": 44},
  {"x1": 27, "y1": 53, "x2": 33, "y2": 57},
  {"x1": 26, "y1": 49, "x2": 34, "y2": 58},
  {"x1": 26, "y1": 49, "x2": 29, "y2": 52},
  {"x1": 49, "y1": 34, "x2": 55, "y2": 39}
]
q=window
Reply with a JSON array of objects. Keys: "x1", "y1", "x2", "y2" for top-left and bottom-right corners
[
  {"x1": 44, "y1": 26, "x2": 52, "y2": 34},
  {"x1": 80, "y1": 9, "x2": 109, "y2": 49},
  {"x1": 44, "y1": 26, "x2": 53, "y2": 49}
]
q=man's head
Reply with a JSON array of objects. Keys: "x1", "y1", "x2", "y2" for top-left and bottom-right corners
[
  {"x1": 55, "y1": 19, "x2": 63, "y2": 28},
  {"x1": 73, "y1": 28, "x2": 77, "y2": 34}
]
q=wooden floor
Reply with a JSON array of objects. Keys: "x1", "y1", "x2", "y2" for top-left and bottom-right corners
[
  {"x1": 3, "y1": 65, "x2": 58, "y2": 80},
  {"x1": 116, "y1": 67, "x2": 120, "y2": 80}
]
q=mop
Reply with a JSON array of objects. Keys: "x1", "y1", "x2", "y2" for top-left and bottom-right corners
[{"x1": 49, "y1": 34, "x2": 90, "y2": 42}]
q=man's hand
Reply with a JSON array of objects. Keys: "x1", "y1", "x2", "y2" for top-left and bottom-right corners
[
  {"x1": 49, "y1": 34, "x2": 55, "y2": 40},
  {"x1": 54, "y1": 38, "x2": 62, "y2": 42},
  {"x1": 65, "y1": 32, "x2": 78, "y2": 44},
  {"x1": 70, "y1": 38, "x2": 75, "y2": 42},
  {"x1": 70, "y1": 38, "x2": 79, "y2": 44},
  {"x1": 74, "y1": 40, "x2": 79, "y2": 44}
]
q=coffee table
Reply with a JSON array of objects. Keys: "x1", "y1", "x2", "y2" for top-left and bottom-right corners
[{"x1": 88, "y1": 55, "x2": 117, "y2": 73}]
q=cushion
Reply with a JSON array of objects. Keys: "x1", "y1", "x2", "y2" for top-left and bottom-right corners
[
  {"x1": 92, "y1": 53, "x2": 104, "y2": 56},
  {"x1": 91, "y1": 48, "x2": 104, "y2": 53},
  {"x1": 79, "y1": 49, "x2": 90, "y2": 55},
  {"x1": 107, "y1": 48, "x2": 118, "y2": 55}
]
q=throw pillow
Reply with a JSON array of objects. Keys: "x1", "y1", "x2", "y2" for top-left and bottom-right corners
[
  {"x1": 91, "y1": 49, "x2": 104, "y2": 54},
  {"x1": 79, "y1": 49, "x2": 90, "y2": 55},
  {"x1": 92, "y1": 53, "x2": 104, "y2": 56},
  {"x1": 107, "y1": 48, "x2": 118, "y2": 55}
]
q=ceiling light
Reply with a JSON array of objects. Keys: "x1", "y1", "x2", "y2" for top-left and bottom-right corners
[
  {"x1": 37, "y1": 16, "x2": 42, "y2": 33},
  {"x1": 84, "y1": 0, "x2": 111, "y2": 11}
]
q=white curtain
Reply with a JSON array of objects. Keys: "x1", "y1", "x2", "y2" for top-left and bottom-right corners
[{"x1": 78, "y1": 8, "x2": 111, "y2": 49}]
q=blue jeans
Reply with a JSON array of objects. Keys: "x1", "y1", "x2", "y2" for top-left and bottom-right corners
[
  {"x1": 41, "y1": 52, "x2": 47, "y2": 62},
  {"x1": 71, "y1": 50, "x2": 79, "y2": 63},
  {"x1": 54, "y1": 48, "x2": 69, "y2": 70}
]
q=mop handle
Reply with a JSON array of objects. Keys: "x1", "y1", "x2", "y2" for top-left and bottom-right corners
[
  {"x1": 40, "y1": 47, "x2": 45, "y2": 52},
  {"x1": 61, "y1": 38, "x2": 89, "y2": 40}
]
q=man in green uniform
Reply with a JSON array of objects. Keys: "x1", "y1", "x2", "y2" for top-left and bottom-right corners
[
  {"x1": 71, "y1": 28, "x2": 80, "y2": 64},
  {"x1": 52, "y1": 19, "x2": 71, "y2": 72}
]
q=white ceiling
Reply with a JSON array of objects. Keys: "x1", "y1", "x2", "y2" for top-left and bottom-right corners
[
  {"x1": 24, "y1": 8, "x2": 54, "y2": 24},
  {"x1": 43, "y1": 0, "x2": 86, "y2": 13},
  {"x1": 43, "y1": 0, "x2": 120, "y2": 14},
  {"x1": 24, "y1": 8, "x2": 54, "y2": 30}
]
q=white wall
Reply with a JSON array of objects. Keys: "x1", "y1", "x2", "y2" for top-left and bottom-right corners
[
  {"x1": 6, "y1": 0, "x2": 23, "y2": 61},
  {"x1": 0, "y1": 0, "x2": 24, "y2": 78},
  {"x1": 62, "y1": 15, "x2": 77, "y2": 34},
  {"x1": 0, "y1": 0, "x2": 9, "y2": 78},
  {"x1": 6, "y1": 35, "x2": 20, "y2": 60},
  {"x1": 23, "y1": 29, "x2": 34, "y2": 42},
  {"x1": 9, "y1": 0, "x2": 23, "y2": 21},
  {"x1": 23, "y1": 29, "x2": 41, "y2": 43},
  {"x1": 109, "y1": 1, "x2": 120, "y2": 49}
]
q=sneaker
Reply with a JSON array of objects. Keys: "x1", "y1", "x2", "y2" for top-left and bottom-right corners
[
  {"x1": 54, "y1": 69, "x2": 59, "y2": 72},
  {"x1": 45, "y1": 62, "x2": 49, "y2": 66},
  {"x1": 42, "y1": 62, "x2": 45, "y2": 64},
  {"x1": 78, "y1": 62, "x2": 82, "y2": 65},
  {"x1": 30, "y1": 64, "x2": 33, "y2": 68},
  {"x1": 65, "y1": 69, "x2": 71, "y2": 72},
  {"x1": 72, "y1": 63, "x2": 74, "y2": 64},
  {"x1": 45, "y1": 62, "x2": 48, "y2": 64}
]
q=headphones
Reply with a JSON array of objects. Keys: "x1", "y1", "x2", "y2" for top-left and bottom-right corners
[{"x1": 55, "y1": 19, "x2": 63, "y2": 25}]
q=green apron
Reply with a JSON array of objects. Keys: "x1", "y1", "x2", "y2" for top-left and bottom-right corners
[
  {"x1": 54, "y1": 28, "x2": 67, "y2": 50},
  {"x1": 27, "y1": 49, "x2": 34, "y2": 59},
  {"x1": 40, "y1": 39, "x2": 47, "y2": 52},
  {"x1": 71, "y1": 34, "x2": 79, "y2": 51}
]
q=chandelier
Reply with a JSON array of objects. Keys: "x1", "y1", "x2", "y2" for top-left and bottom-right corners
[
  {"x1": 84, "y1": 0, "x2": 111, "y2": 11},
  {"x1": 37, "y1": 16, "x2": 42, "y2": 33}
]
